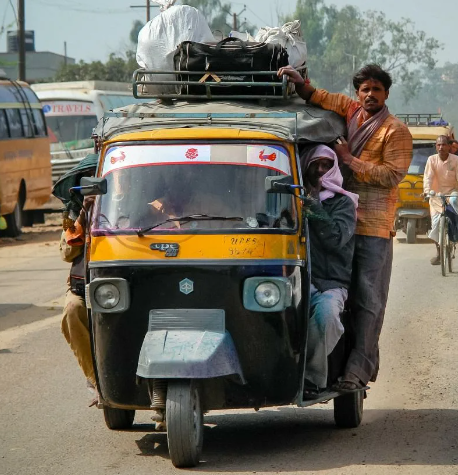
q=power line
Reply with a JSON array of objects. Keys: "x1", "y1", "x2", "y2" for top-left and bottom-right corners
[
  {"x1": 34, "y1": 0, "x2": 127, "y2": 14},
  {"x1": 8, "y1": 0, "x2": 17, "y2": 25}
]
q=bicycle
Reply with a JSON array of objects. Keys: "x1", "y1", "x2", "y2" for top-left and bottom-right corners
[{"x1": 427, "y1": 191, "x2": 458, "y2": 276}]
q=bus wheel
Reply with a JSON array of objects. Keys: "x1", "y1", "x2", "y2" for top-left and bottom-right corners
[{"x1": 4, "y1": 203, "x2": 23, "y2": 237}]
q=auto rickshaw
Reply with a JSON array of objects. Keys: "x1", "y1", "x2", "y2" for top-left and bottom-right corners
[
  {"x1": 76, "y1": 70, "x2": 366, "y2": 468},
  {"x1": 395, "y1": 113, "x2": 454, "y2": 243}
]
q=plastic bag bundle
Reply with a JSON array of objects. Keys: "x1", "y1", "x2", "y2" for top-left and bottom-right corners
[
  {"x1": 151, "y1": 0, "x2": 176, "y2": 12},
  {"x1": 136, "y1": 5, "x2": 215, "y2": 94},
  {"x1": 255, "y1": 20, "x2": 307, "y2": 69}
]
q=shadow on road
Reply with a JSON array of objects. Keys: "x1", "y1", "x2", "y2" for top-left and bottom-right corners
[
  {"x1": 0, "y1": 304, "x2": 64, "y2": 331},
  {"x1": 134, "y1": 407, "x2": 457, "y2": 470}
]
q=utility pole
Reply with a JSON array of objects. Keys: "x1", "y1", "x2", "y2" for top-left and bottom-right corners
[
  {"x1": 344, "y1": 52, "x2": 357, "y2": 96},
  {"x1": 18, "y1": 0, "x2": 25, "y2": 81},
  {"x1": 224, "y1": 5, "x2": 246, "y2": 32},
  {"x1": 130, "y1": 1, "x2": 160, "y2": 23}
]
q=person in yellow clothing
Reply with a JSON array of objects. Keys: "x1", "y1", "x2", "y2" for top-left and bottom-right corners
[
  {"x1": 60, "y1": 198, "x2": 97, "y2": 405},
  {"x1": 423, "y1": 135, "x2": 458, "y2": 264},
  {"x1": 278, "y1": 63, "x2": 412, "y2": 391}
]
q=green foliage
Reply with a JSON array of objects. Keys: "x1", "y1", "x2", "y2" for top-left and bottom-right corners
[
  {"x1": 55, "y1": 52, "x2": 137, "y2": 82},
  {"x1": 130, "y1": 20, "x2": 144, "y2": 45},
  {"x1": 389, "y1": 63, "x2": 458, "y2": 129},
  {"x1": 283, "y1": 0, "x2": 441, "y2": 97}
]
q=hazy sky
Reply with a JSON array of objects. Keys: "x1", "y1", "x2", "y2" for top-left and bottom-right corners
[{"x1": 0, "y1": 0, "x2": 455, "y2": 65}]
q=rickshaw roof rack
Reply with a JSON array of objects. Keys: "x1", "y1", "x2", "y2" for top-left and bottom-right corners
[
  {"x1": 132, "y1": 68, "x2": 302, "y2": 101},
  {"x1": 396, "y1": 113, "x2": 449, "y2": 127},
  {"x1": 96, "y1": 99, "x2": 346, "y2": 144}
]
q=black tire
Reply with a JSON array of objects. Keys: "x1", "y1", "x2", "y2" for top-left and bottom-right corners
[
  {"x1": 4, "y1": 203, "x2": 23, "y2": 237},
  {"x1": 103, "y1": 406, "x2": 135, "y2": 430},
  {"x1": 448, "y1": 242, "x2": 454, "y2": 273},
  {"x1": 406, "y1": 218, "x2": 416, "y2": 244},
  {"x1": 166, "y1": 380, "x2": 203, "y2": 468},
  {"x1": 334, "y1": 390, "x2": 364, "y2": 428},
  {"x1": 439, "y1": 215, "x2": 448, "y2": 276}
]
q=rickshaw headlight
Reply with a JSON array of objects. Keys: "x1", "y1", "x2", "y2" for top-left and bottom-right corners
[
  {"x1": 254, "y1": 282, "x2": 281, "y2": 308},
  {"x1": 94, "y1": 283, "x2": 120, "y2": 309}
]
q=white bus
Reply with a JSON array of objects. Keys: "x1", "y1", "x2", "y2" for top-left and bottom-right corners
[{"x1": 31, "y1": 81, "x2": 150, "y2": 182}]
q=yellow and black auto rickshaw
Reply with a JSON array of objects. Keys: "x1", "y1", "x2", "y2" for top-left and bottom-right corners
[
  {"x1": 75, "y1": 70, "x2": 366, "y2": 468},
  {"x1": 395, "y1": 113, "x2": 454, "y2": 243}
]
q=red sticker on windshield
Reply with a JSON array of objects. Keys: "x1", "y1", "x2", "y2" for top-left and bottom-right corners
[
  {"x1": 110, "y1": 151, "x2": 126, "y2": 165},
  {"x1": 185, "y1": 148, "x2": 199, "y2": 160},
  {"x1": 259, "y1": 150, "x2": 277, "y2": 162}
]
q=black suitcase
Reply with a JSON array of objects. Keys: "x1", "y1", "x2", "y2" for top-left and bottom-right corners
[{"x1": 173, "y1": 37, "x2": 289, "y2": 96}]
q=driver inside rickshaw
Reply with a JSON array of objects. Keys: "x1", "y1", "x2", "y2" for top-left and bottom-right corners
[{"x1": 301, "y1": 145, "x2": 359, "y2": 398}]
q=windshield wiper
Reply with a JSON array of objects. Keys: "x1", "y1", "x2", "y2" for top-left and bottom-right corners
[{"x1": 137, "y1": 214, "x2": 244, "y2": 236}]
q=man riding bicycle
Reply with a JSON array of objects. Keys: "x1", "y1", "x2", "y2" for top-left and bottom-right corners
[{"x1": 424, "y1": 135, "x2": 458, "y2": 265}]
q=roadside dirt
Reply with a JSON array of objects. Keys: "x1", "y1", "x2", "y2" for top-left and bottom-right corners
[{"x1": 0, "y1": 212, "x2": 62, "y2": 247}]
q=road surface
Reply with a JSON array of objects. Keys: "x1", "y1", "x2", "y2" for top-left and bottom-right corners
[{"x1": 1, "y1": 233, "x2": 457, "y2": 474}]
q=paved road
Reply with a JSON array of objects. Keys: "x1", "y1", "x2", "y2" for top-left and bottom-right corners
[{"x1": 1, "y1": 235, "x2": 458, "y2": 474}]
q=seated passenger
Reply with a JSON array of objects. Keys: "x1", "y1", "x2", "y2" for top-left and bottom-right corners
[{"x1": 301, "y1": 145, "x2": 358, "y2": 397}]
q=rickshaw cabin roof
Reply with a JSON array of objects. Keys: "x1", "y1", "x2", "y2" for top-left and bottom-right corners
[{"x1": 95, "y1": 98, "x2": 346, "y2": 144}]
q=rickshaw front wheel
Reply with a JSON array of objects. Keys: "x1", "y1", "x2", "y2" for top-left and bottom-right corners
[
  {"x1": 406, "y1": 218, "x2": 417, "y2": 244},
  {"x1": 103, "y1": 406, "x2": 135, "y2": 430},
  {"x1": 333, "y1": 390, "x2": 364, "y2": 428},
  {"x1": 166, "y1": 379, "x2": 203, "y2": 468}
]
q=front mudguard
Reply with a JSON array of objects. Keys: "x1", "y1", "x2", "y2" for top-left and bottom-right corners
[
  {"x1": 136, "y1": 330, "x2": 245, "y2": 383},
  {"x1": 397, "y1": 208, "x2": 429, "y2": 219}
]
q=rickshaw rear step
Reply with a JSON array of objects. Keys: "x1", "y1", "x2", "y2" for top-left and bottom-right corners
[{"x1": 297, "y1": 387, "x2": 369, "y2": 408}]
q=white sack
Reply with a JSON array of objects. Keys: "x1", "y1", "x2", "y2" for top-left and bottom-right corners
[
  {"x1": 136, "y1": 5, "x2": 215, "y2": 94},
  {"x1": 151, "y1": 0, "x2": 176, "y2": 11},
  {"x1": 255, "y1": 20, "x2": 307, "y2": 69}
]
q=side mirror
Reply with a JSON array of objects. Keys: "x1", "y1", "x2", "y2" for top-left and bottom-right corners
[
  {"x1": 78, "y1": 177, "x2": 107, "y2": 196},
  {"x1": 265, "y1": 175, "x2": 295, "y2": 194}
]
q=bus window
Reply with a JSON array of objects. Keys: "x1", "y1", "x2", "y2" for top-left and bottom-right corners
[
  {"x1": 0, "y1": 110, "x2": 9, "y2": 138},
  {"x1": 46, "y1": 115, "x2": 97, "y2": 143},
  {"x1": 5, "y1": 109, "x2": 23, "y2": 138},
  {"x1": 32, "y1": 109, "x2": 47, "y2": 136},
  {"x1": 20, "y1": 109, "x2": 33, "y2": 137}
]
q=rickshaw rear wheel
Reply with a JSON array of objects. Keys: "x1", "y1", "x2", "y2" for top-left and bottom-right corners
[
  {"x1": 166, "y1": 379, "x2": 203, "y2": 468},
  {"x1": 103, "y1": 406, "x2": 135, "y2": 430},
  {"x1": 406, "y1": 218, "x2": 416, "y2": 244},
  {"x1": 333, "y1": 390, "x2": 364, "y2": 428}
]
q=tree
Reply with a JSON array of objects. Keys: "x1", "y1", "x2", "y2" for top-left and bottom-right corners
[
  {"x1": 130, "y1": 20, "x2": 144, "y2": 45},
  {"x1": 283, "y1": 0, "x2": 441, "y2": 97},
  {"x1": 54, "y1": 52, "x2": 137, "y2": 82}
]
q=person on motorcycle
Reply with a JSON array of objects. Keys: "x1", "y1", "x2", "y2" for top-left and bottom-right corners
[
  {"x1": 278, "y1": 63, "x2": 412, "y2": 391},
  {"x1": 424, "y1": 135, "x2": 458, "y2": 264},
  {"x1": 301, "y1": 145, "x2": 358, "y2": 397}
]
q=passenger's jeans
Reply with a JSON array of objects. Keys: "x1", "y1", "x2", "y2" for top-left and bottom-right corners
[
  {"x1": 61, "y1": 289, "x2": 96, "y2": 387},
  {"x1": 344, "y1": 235, "x2": 393, "y2": 385},
  {"x1": 304, "y1": 283, "x2": 347, "y2": 389},
  {"x1": 428, "y1": 196, "x2": 458, "y2": 242}
]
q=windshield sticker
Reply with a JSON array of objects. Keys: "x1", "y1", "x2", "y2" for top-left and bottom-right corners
[
  {"x1": 247, "y1": 145, "x2": 290, "y2": 175},
  {"x1": 102, "y1": 144, "x2": 290, "y2": 176}
]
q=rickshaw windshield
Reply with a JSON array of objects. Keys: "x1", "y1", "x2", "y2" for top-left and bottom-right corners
[
  {"x1": 408, "y1": 143, "x2": 436, "y2": 174},
  {"x1": 93, "y1": 143, "x2": 297, "y2": 234}
]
